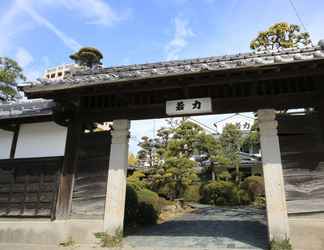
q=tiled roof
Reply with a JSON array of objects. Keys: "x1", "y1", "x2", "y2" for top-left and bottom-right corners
[
  {"x1": 24, "y1": 42, "x2": 324, "y2": 93},
  {"x1": 0, "y1": 99, "x2": 54, "y2": 120}
]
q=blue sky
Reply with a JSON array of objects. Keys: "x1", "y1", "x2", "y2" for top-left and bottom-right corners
[{"x1": 1, "y1": 0, "x2": 324, "y2": 153}]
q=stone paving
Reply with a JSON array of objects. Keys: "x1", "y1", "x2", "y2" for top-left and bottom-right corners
[
  {"x1": 0, "y1": 206, "x2": 268, "y2": 250},
  {"x1": 123, "y1": 205, "x2": 268, "y2": 250}
]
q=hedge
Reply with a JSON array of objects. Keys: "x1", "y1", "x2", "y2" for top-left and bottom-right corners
[
  {"x1": 125, "y1": 183, "x2": 161, "y2": 227},
  {"x1": 241, "y1": 176, "x2": 265, "y2": 201},
  {"x1": 201, "y1": 180, "x2": 250, "y2": 206},
  {"x1": 183, "y1": 185, "x2": 201, "y2": 202}
]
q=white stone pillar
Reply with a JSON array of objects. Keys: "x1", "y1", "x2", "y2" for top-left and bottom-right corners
[
  {"x1": 258, "y1": 109, "x2": 289, "y2": 241},
  {"x1": 104, "y1": 119, "x2": 130, "y2": 235}
]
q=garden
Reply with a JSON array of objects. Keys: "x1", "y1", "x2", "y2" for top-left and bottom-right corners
[{"x1": 124, "y1": 118, "x2": 265, "y2": 228}]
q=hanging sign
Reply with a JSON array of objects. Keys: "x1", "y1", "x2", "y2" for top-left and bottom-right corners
[{"x1": 166, "y1": 97, "x2": 212, "y2": 116}]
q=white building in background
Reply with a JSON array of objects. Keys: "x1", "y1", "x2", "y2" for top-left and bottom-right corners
[
  {"x1": 213, "y1": 113, "x2": 255, "y2": 134},
  {"x1": 43, "y1": 64, "x2": 78, "y2": 80}
]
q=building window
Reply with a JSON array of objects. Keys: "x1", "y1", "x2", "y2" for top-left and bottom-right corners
[
  {"x1": 50, "y1": 73, "x2": 55, "y2": 78},
  {"x1": 57, "y1": 72, "x2": 63, "y2": 77}
]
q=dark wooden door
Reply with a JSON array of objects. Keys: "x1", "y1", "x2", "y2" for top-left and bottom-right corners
[
  {"x1": 71, "y1": 130, "x2": 111, "y2": 218},
  {"x1": 0, "y1": 157, "x2": 62, "y2": 218}
]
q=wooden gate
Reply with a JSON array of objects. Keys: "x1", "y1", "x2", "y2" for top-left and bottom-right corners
[
  {"x1": 71, "y1": 130, "x2": 111, "y2": 218},
  {"x1": 0, "y1": 157, "x2": 62, "y2": 218}
]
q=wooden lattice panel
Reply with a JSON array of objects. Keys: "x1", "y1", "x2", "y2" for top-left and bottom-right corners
[{"x1": 0, "y1": 157, "x2": 62, "y2": 218}]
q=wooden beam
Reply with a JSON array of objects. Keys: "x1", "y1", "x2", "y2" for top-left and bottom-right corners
[
  {"x1": 0, "y1": 124, "x2": 17, "y2": 132},
  {"x1": 0, "y1": 115, "x2": 53, "y2": 126},
  {"x1": 79, "y1": 91, "x2": 318, "y2": 122},
  {"x1": 10, "y1": 125, "x2": 20, "y2": 159},
  {"x1": 55, "y1": 116, "x2": 82, "y2": 219}
]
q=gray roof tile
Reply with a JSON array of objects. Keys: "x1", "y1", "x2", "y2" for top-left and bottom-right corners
[
  {"x1": 0, "y1": 99, "x2": 54, "y2": 120},
  {"x1": 24, "y1": 46, "x2": 324, "y2": 93}
]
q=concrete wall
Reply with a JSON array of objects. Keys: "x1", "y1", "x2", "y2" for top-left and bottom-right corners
[
  {"x1": 0, "y1": 129, "x2": 13, "y2": 159},
  {"x1": 15, "y1": 122, "x2": 67, "y2": 158},
  {"x1": 289, "y1": 214, "x2": 324, "y2": 250},
  {"x1": 0, "y1": 219, "x2": 103, "y2": 245}
]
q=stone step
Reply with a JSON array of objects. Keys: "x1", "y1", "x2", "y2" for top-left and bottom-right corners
[{"x1": 0, "y1": 244, "x2": 265, "y2": 250}]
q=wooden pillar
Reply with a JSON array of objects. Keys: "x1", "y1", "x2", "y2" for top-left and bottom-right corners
[
  {"x1": 318, "y1": 86, "x2": 324, "y2": 143},
  {"x1": 10, "y1": 124, "x2": 19, "y2": 159},
  {"x1": 104, "y1": 119, "x2": 130, "y2": 235},
  {"x1": 55, "y1": 117, "x2": 82, "y2": 219},
  {"x1": 258, "y1": 109, "x2": 289, "y2": 241}
]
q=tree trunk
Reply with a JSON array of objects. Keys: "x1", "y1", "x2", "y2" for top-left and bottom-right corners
[
  {"x1": 235, "y1": 163, "x2": 240, "y2": 184},
  {"x1": 211, "y1": 166, "x2": 216, "y2": 181}
]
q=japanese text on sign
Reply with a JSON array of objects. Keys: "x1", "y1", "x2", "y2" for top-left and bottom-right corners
[{"x1": 166, "y1": 98, "x2": 212, "y2": 116}]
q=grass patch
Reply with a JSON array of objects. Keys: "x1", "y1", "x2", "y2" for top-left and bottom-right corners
[
  {"x1": 59, "y1": 237, "x2": 76, "y2": 247},
  {"x1": 94, "y1": 229, "x2": 123, "y2": 248},
  {"x1": 270, "y1": 239, "x2": 293, "y2": 250}
]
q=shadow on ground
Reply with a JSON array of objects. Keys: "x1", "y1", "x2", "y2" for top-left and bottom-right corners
[{"x1": 125, "y1": 206, "x2": 268, "y2": 250}]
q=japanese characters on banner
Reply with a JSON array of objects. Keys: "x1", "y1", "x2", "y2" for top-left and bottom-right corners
[
  {"x1": 213, "y1": 114, "x2": 254, "y2": 133},
  {"x1": 166, "y1": 98, "x2": 212, "y2": 116}
]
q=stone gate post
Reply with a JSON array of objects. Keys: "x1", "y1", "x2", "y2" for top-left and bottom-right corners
[
  {"x1": 103, "y1": 119, "x2": 130, "y2": 235},
  {"x1": 257, "y1": 109, "x2": 289, "y2": 241}
]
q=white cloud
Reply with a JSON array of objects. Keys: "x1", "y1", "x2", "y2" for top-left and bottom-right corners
[
  {"x1": 15, "y1": 47, "x2": 34, "y2": 68},
  {"x1": 23, "y1": 56, "x2": 52, "y2": 81},
  {"x1": 166, "y1": 17, "x2": 194, "y2": 60},
  {"x1": 15, "y1": 47, "x2": 45, "y2": 81},
  {"x1": 24, "y1": 68, "x2": 42, "y2": 81},
  {"x1": 18, "y1": 1, "x2": 82, "y2": 51},
  {"x1": 58, "y1": 0, "x2": 125, "y2": 26},
  {"x1": 0, "y1": 0, "x2": 82, "y2": 53},
  {"x1": 34, "y1": 0, "x2": 127, "y2": 27},
  {"x1": 0, "y1": 1, "x2": 22, "y2": 54},
  {"x1": 0, "y1": 0, "x2": 127, "y2": 54}
]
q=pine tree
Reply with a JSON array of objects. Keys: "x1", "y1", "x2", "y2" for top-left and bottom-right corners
[
  {"x1": 250, "y1": 22, "x2": 311, "y2": 51},
  {"x1": 0, "y1": 57, "x2": 25, "y2": 102},
  {"x1": 70, "y1": 47, "x2": 103, "y2": 68}
]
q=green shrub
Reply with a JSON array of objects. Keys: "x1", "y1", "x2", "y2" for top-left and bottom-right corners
[
  {"x1": 137, "y1": 202, "x2": 158, "y2": 225},
  {"x1": 127, "y1": 171, "x2": 146, "y2": 191},
  {"x1": 236, "y1": 189, "x2": 251, "y2": 205},
  {"x1": 253, "y1": 196, "x2": 266, "y2": 209},
  {"x1": 201, "y1": 181, "x2": 234, "y2": 205},
  {"x1": 158, "y1": 182, "x2": 177, "y2": 200},
  {"x1": 125, "y1": 183, "x2": 160, "y2": 227},
  {"x1": 201, "y1": 181, "x2": 251, "y2": 205},
  {"x1": 124, "y1": 184, "x2": 139, "y2": 226},
  {"x1": 241, "y1": 176, "x2": 265, "y2": 201},
  {"x1": 137, "y1": 188, "x2": 161, "y2": 213},
  {"x1": 270, "y1": 239, "x2": 293, "y2": 250},
  {"x1": 183, "y1": 185, "x2": 201, "y2": 202}
]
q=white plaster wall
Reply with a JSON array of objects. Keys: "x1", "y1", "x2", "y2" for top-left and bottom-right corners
[
  {"x1": 15, "y1": 122, "x2": 67, "y2": 158},
  {"x1": 0, "y1": 129, "x2": 13, "y2": 159}
]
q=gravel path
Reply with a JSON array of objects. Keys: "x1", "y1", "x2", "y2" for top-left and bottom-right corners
[{"x1": 123, "y1": 205, "x2": 268, "y2": 250}]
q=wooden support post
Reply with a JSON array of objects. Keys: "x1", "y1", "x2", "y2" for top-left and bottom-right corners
[
  {"x1": 258, "y1": 109, "x2": 289, "y2": 241},
  {"x1": 319, "y1": 103, "x2": 324, "y2": 143},
  {"x1": 55, "y1": 117, "x2": 82, "y2": 219},
  {"x1": 318, "y1": 84, "x2": 324, "y2": 143},
  {"x1": 10, "y1": 124, "x2": 20, "y2": 159}
]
